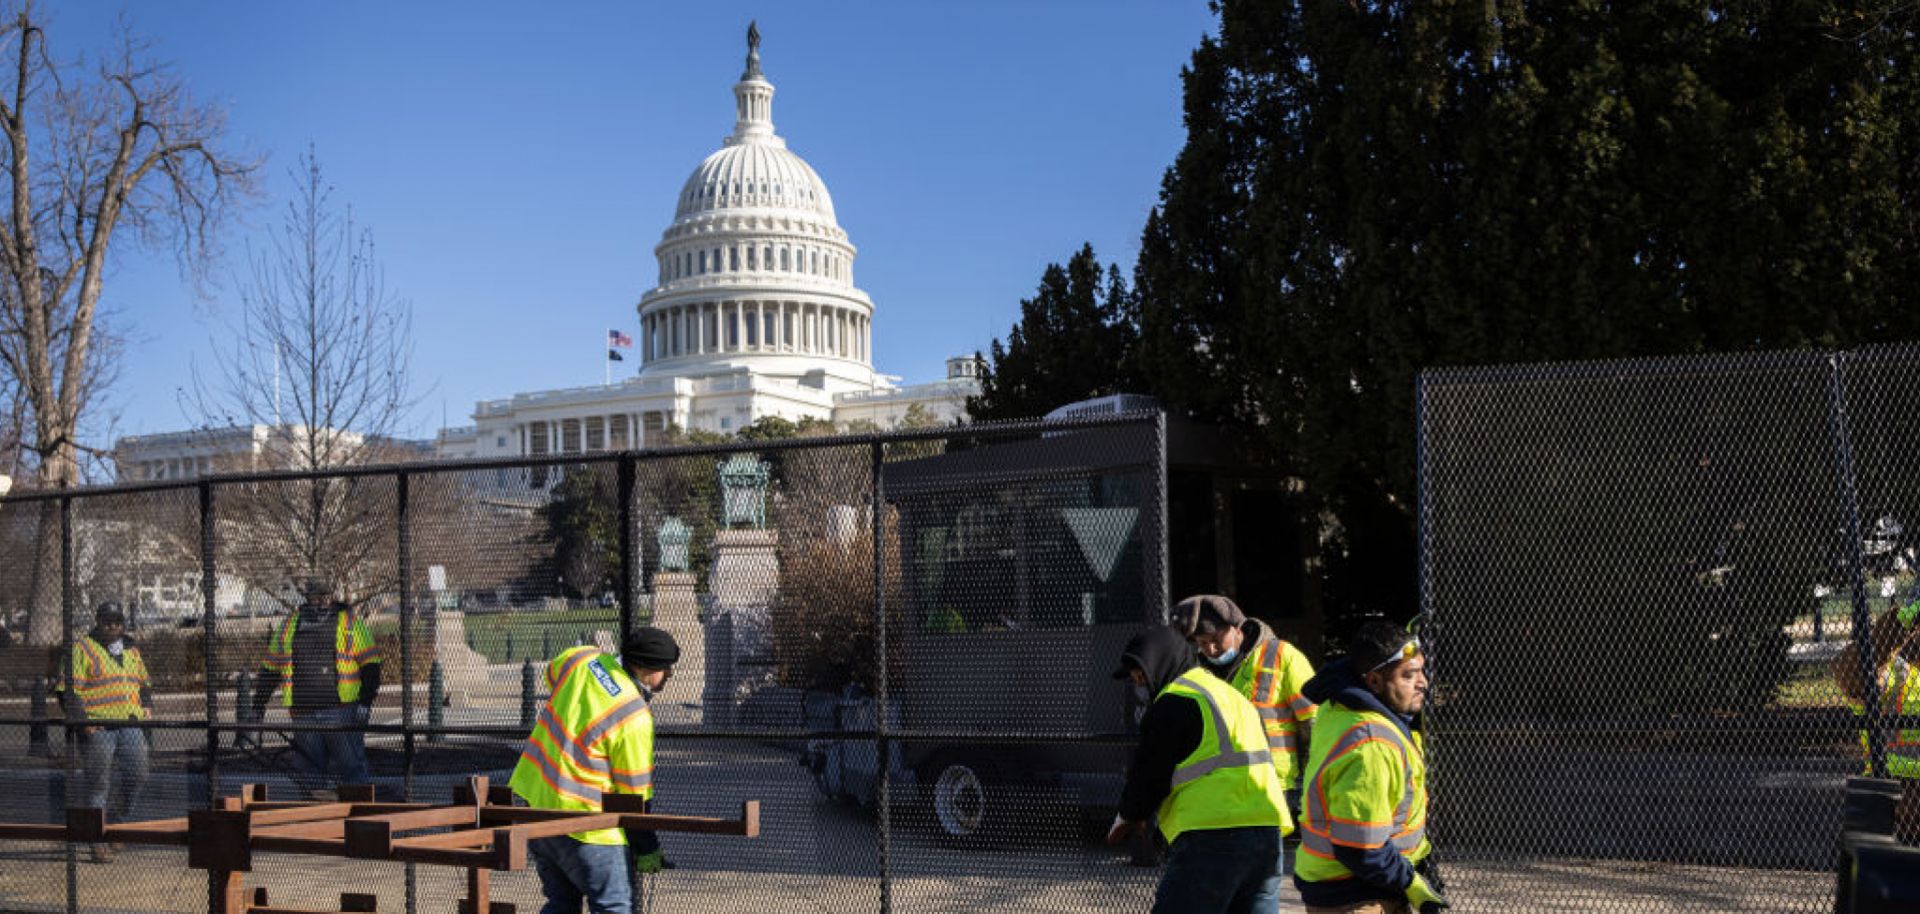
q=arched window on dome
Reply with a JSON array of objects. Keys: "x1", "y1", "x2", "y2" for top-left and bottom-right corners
[
  {"x1": 747, "y1": 247, "x2": 756, "y2": 270},
  {"x1": 780, "y1": 248, "x2": 789, "y2": 271},
  {"x1": 730, "y1": 247, "x2": 739, "y2": 271},
  {"x1": 763, "y1": 246, "x2": 773, "y2": 270},
  {"x1": 698, "y1": 251, "x2": 707, "y2": 274}
]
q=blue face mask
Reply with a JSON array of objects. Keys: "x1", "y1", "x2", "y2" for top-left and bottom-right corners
[{"x1": 1212, "y1": 647, "x2": 1240, "y2": 666}]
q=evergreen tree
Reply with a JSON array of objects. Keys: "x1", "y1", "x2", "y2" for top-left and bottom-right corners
[
  {"x1": 968, "y1": 244, "x2": 1140, "y2": 421},
  {"x1": 1130, "y1": 0, "x2": 1920, "y2": 619}
]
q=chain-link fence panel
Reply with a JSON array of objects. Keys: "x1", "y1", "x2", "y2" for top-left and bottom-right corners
[
  {"x1": 1420, "y1": 351, "x2": 1867, "y2": 913},
  {"x1": 0, "y1": 414, "x2": 1168, "y2": 914}
]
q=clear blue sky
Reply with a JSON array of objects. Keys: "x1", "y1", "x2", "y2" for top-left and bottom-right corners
[{"x1": 49, "y1": 2, "x2": 1218, "y2": 442}]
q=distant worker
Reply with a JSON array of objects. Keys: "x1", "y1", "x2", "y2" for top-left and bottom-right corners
[
  {"x1": 1832, "y1": 596, "x2": 1920, "y2": 842},
  {"x1": 1171, "y1": 595, "x2": 1318, "y2": 798},
  {"x1": 1294, "y1": 620, "x2": 1445, "y2": 914},
  {"x1": 1107, "y1": 626, "x2": 1291, "y2": 914},
  {"x1": 56, "y1": 602, "x2": 151, "y2": 863},
  {"x1": 512, "y1": 627, "x2": 679, "y2": 914},
  {"x1": 250, "y1": 580, "x2": 382, "y2": 797}
]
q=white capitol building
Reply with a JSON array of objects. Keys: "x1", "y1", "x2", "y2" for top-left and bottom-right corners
[
  {"x1": 117, "y1": 28, "x2": 980, "y2": 483},
  {"x1": 432, "y1": 28, "x2": 979, "y2": 463}
]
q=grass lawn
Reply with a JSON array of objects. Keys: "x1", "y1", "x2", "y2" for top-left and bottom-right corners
[
  {"x1": 457, "y1": 608, "x2": 620, "y2": 663},
  {"x1": 1775, "y1": 661, "x2": 1847, "y2": 709}
]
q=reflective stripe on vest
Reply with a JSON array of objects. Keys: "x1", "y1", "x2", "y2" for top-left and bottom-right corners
[
  {"x1": 263, "y1": 612, "x2": 382, "y2": 706},
  {"x1": 1230, "y1": 635, "x2": 1313, "y2": 784},
  {"x1": 1154, "y1": 669, "x2": 1290, "y2": 844},
  {"x1": 67, "y1": 638, "x2": 147, "y2": 720},
  {"x1": 1297, "y1": 708, "x2": 1428, "y2": 878},
  {"x1": 1170, "y1": 673, "x2": 1274, "y2": 786},
  {"x1": 510, "y1": 647, "x2": 655, "y2": 845},
  {"x1": 1852, "y1": 661, "x2": 1920, "y2": 777}
]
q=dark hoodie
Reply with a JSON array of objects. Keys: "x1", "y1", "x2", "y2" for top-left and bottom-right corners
[
  {"x1": 1294, "y1": 657, "x2": 1421, "y2": 908},
  {"x1": 1115, "y1": 627, "x2": 1205, "y2": 823}
]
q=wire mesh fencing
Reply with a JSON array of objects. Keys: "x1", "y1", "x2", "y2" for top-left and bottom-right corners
[
  {"x1": 0, "y1": 413, "x2": 1168, "y2": 914},
  {"x1": 1419, "y1": 345, "x2": 1920, "y2": 913}
]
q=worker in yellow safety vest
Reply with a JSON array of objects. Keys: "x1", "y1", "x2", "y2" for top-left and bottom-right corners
[
  {"x1": 55, "y1": 602, "x2": 151, "y2": 864},
  {"x1": 1170, "y1": 595, "x2": 1318, "y2": 799},
  {"x1": 1294, "y1": 620, "x2": 1445, "y2": 914},
  {"x1": 249, "y1": 579, "x2": 382, "y2": 796},
  {"x1": 512, "y1": 627, "x2": 679, "y2": 914},
  {"x1": 1832, "y1": 597, "x2": 1920, "y2": 842},
  {"x1": 1106, "y1": 625, "x2": 1291, "y2": 914}
]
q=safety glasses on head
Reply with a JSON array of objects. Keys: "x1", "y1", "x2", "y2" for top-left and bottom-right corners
[{"x1": 1368, "y1": 639, "x2": 1419, "y2": 675}]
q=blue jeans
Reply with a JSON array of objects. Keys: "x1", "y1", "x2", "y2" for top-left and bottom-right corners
[
  {"x1": 82, "y1": 726, "x2": 149, "y2": 820},
  {"x1": 288, "y1": 704, "x2": 370, "y2": 793},
  {"x1": 529, "y1": 837, "x2": 632, "y2": 914},
  {"x1": 1154, "y1": 825, "x2": 1286, "y2": 914}
]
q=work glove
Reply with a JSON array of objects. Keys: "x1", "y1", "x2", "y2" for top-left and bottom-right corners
[
  {"x1": 1104, "y1": 814, "x2": 1141, "y2": 847},
  {"x1": 631, "y1": 851, "x2": 671, "y2": 874},
  {"x1": 1899, "y1": 599, "x2": 1919, "y2": 627},
  {"x1": 1406, "y1": 873, "x2": 1450, "y2": 913}
]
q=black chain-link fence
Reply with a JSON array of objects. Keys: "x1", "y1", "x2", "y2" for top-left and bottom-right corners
[
  {"x1": 0, "y1": 412, "x2": 1169, "y2": 914},
  {"x1": 1420, "y1": 345, "x2": 1920, "y2": 913}
]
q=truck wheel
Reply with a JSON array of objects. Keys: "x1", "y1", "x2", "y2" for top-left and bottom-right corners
[{"x1": 928, "y1": 758, "x2": 994, "y2": 843}]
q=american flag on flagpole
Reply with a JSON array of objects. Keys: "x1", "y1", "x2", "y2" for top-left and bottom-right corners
[{"x1": 609, "y1": 328, "x2": 634, "y2": 348}]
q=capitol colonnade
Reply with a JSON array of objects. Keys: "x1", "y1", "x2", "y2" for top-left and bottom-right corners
[{"x1": 641, "y1": 300, "x2": 868, "y2": 363}]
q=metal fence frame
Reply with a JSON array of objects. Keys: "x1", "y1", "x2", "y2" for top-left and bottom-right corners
[
  {"x1": 0, "y1": 410, "x2": 1171, "y2": 914},
  {"x1": 1417, "y1": 345, "x2": 1920, "y2": 910}
]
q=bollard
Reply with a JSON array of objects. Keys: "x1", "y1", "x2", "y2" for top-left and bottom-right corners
[
  {"x1": 28, "y1": 677, "x2": 48, "y2": 758},
  {"x1": 505, "y1": 630, "x2": 515, "y2": 661},
  {"x1": 466, "y1": 630, "x2": 476, "y2": 650},
  {"x1": 577, "y1": 630, "x2": 587, "y2": 647},
  {"x1": 428, "y1": 661, "x2": 445, "y2": 744},
  {"x1": 542, "y1": 628, "x2": 552, "y2": 659},
  {"x1": 520, "y1": 660, "x2": 537, "y2": 729},
  {"x1": 233, "y1": 672, "x2": 255, "y2": 750}
]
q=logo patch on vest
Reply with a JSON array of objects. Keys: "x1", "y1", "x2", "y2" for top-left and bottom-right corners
[{"x1": 589, "y1": 661, "x2": 623, "y2": 697}]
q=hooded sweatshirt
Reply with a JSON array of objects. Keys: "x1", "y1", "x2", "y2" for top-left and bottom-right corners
[
  {"x1": 1294, "y1": 657, "x2": 1422, "y2": 907},
  {"x1": 1116, "y1": 627, "x2": 1205, "y2": 822}
]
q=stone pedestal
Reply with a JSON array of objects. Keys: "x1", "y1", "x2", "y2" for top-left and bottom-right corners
[
  {"x1": 431, "y1": 611, "x2": 491, "y2": 708},
  {"x1": 649, "y1": 571, "x2": 705, "y2": 724},
  {"x1": 708, "y1": 529, "x2": 779, "y2": 610},
  {"x1": 704, "y1": 529, "x2": 780, "y2": 726}
]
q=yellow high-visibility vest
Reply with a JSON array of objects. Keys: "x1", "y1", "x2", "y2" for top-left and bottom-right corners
[
  {"x1": 1851, "y1": 659, "x2": 1920, "y2": 778},
  {"x1": 260, "y1": 610, "x2": 382, "y2": 706},
  {"x1": 1226, "y1": 634, "x2": 1317, "y2": 788},
  {"x1": 510, "y1": 646, "x2": 655, "y2": 845},
  {"x1": 61, "y1": 637, "x2": 149, "y2": 720},
  {"x1": 1295, "y1": 702, "x2": 1430, "y2": 884},
  {"x1": 1154, "y1": 667, "x2": 1291, "y2": 844}
]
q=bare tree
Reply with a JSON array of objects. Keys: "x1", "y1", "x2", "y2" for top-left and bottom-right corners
[
  {"x1": 0, "y1": 6, "x2": 255, "y2": 645},
  {"x1": 189, "y1": 149, "x2": 418, "y2": 608}
]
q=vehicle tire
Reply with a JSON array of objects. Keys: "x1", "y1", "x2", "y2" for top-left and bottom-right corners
[{"x1": 925, "y1": 756, "x2": 997, "y2": 845}]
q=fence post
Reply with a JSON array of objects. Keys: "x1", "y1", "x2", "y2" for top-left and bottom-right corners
[
  {"x1": 520, "y1": 660, "x2": 537, "y2": 729},
  {"x1": 29, "y1": 677, "x2": 49, "y2": 756},
  {"x1": 397, "y1": 471, "x2": 417, "y2": 914},
  {"x1": 200, "y1": 482, "x2": 220, "y2": 787},
  {"x1": 618, "y1": 455, "x2": 636, "y2": 634},
  {"x1": 1827, "y1": 352, "x2": 1887, "y2": 777},
  {"x1": 871, "y1": 440, "x2": 892, "y2": 914},
  {"x1": 60, "y1": 493, "x2": 76, "y2": 914},
  {"x1": 428, "y1": 662, "x2": 444, "y2": 744}
]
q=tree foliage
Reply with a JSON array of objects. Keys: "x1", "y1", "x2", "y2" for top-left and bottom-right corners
[
  {"x1": 983, "y1": 2, "x2": 1920, "y2": 639},
  {"x1": 0, "y1": 6, "x2": 255, "y2": 644},
  {"x1": 968, "y1": 244, "x2": 1139, "y2": 421}
]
